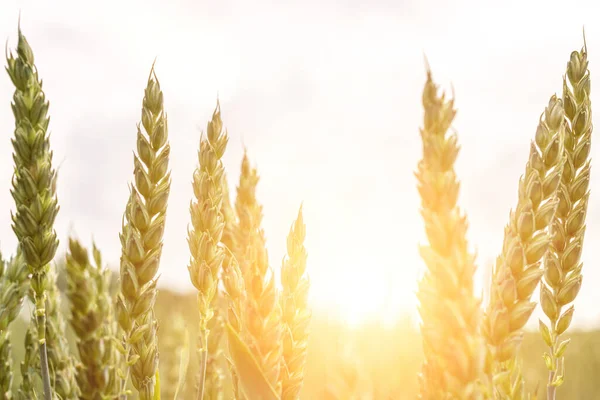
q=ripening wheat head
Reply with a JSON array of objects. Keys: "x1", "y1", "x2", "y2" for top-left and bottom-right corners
[
  {"x1": 116, "y1": 66, "x2": 171, "y2": 400},
  {"x1": 6, "y1": 25, "x2": 60, "y2": 399},
  {"x1": 540, "y1": 43, "x2": 592, "y2": 398},
  {"x1": 186, "y1": 101, "x2": 228, "y2": 398},
  {"x1": 66, "y1": 238, "x2": 120, "y2": 399},
  {"x1": 201, "y1": 170, "x2": 239, "y2": 400},
  {"x1": 414, "y1": 70, "x2": 485, "y2": 399},
  {"x1": 280, "y1": 206, "x2": 311, "y2": 400},
  {"x1": 0, "y1": 251, "x2": 29, "y2": 398},
  {"x1": 483, "y1": 95, "x2": 565, "y2": 398},
  {"x1": 41, "y1": 266, "x2": 80, "y2": 399},
  {"x1": 233, "y1": 153, "x2": 283, "y2": 394}
]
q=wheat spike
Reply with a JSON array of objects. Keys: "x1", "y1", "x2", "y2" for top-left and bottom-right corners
[
  {"x1": 0, "y1": 251, "x2": 29, "y2": 398},
  {"x1": 540, "y1": 43, "x2": 592, "y2": 399},
  {"x1": 280, "y1": 206, "x2": 311, "y2": 400},
  {"x1": 116, "y1": 65, "x2": 171, "y2": 400},
  {"x1": 201, "y1": 171, "x2": 239, "y2": 400},
  {"x1": 187, "y1": 101, "x2": 229, "y2": 399},
  {"x1": 42, "y1": 267, "x2": 80, "y2": 398},
  {"x1": 484, "y1": 94, "x2": 565, "y2": 399},
  {"x1": 65, "y1": 238, "x2": 120, "y2": 399},
  {"x1": 233, "y1": 153, "x2": 283, "y2": 393},
  {"x1": 17, "y1": 327, "x2": 37, "y2": 400},
  {"x1": 6, "y1": 25, "x2": 60, "y2": 400},
  {"x1": 415, "y1": 70, "x2": 486, "y2": 399}
]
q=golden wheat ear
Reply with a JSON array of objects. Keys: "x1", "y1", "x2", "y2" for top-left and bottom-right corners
[
  {"x1": 484, "y1": 94, "x2": 566, "y2": 398},
  {"x1": 415, "y1": 68, "x2": 485, "y2": 399},
  {"x1": 116, "y1": 64, "x2": 171, "y2": 400},
  {"x1": 540, "y1": 41, "x2": 591, "y2": 399},
  {"x1": 280, "y1": 206, "x2": 311, "y2": 400}
]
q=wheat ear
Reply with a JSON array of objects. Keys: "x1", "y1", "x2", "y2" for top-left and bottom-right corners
[
  {"x1": 201, "y1": 171, "x2": 238, "y2": 400},
  {"x1": 6, "y1": 25, "x2": 59, "y2": 400},
  {"x1": 540, "y1": 43, "x2": 592, "y2": 399},
  {"x1": 280, "y1": 206, "x2": 311, "y2": 400},
  {"x1": 187, "y1": 101, "x2": 229, "y2": 399},
  {"x1": 66, "y1": 238, "x2": 120, "y2": 399},
  {"x1": 17, "y1": 327, "x2": 37, "y2": 399},
  {"x1": 233, "y1": 153, "x2": 283, "y2": 393},
  {"x1": 484, "y1": 95, "x2": 565, "y2": 399},
  {"x1": 0, "y1": 251, "x2": 29, "y2": 398},
  {"x1": 41, "y1": 266, "x2": 80, "y2": 398},
  {"x1": 116, "y1": 65, "x2": 171, "y2": 400},
  {"x1": 415, "y1": 70, "x2": 485, "y2": 399}
]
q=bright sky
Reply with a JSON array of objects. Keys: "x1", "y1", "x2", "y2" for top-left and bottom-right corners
[{"x1": 1, "y1": 0, "x2": 599, "y2": 328}]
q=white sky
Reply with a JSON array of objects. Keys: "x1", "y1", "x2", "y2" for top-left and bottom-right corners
[{"x1": 1, "y1": 0, "x2": 599, "y2": 327}]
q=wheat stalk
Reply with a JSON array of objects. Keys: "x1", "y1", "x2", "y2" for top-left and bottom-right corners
[
  {"x1": 280, "y1": 206, "x2": 311, "y2": 400},
  {"x1": 65, "y1": 238, "x2": 120, "y2": 399},
  {"x1": 540, "y1": 42, "x2": 591, "y2": 400},
  {"x1": 233, "y1": 153, "x2": 283, "y2": 393},
  {"x1": 484, "y1": 94, "x2": 565, "y2": 399},
  {"x1": 0, "y1": 250, "x2": 29, "y2": 398},
  {"x1": 415, "y1": 69, "x2": 486, "y2": 399},
  {"x1": 116, "y1": 65, "x2": 171, "y2": 400},
  {"x1": 187, "y1": 101, "x2": 229, "y2": 399}
]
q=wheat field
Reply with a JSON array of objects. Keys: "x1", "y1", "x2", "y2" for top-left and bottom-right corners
[{"x1": 2, "y1": 1, "x2": 600, "y2": 399}]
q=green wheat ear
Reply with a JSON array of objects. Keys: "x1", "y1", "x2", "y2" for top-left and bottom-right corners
[
  {"x1": 6, "y1": 24, "x2": 60, "y2": 400},
  {"x1": 0, "y1": 250, "x2": 29, "y2": 398}
]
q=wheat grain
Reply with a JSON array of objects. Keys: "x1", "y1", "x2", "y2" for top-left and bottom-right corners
[
  {"x1": 65, "y1": 238, "x2": 119, "y2": 399},
  {"x1": 415, "y1": 69, "x2": 486, "y2": 399},
  {"x1": 186, "y1": 101, "x2": 228, "y2": 399},
  {"x1": 280, "y1": 206, "x2": 311, "y2": 400},
  {"x1": 0, "y1": 250, "x2": 29, "y2": 398},
  {"x1": 116, "y1": 65, "x2": 171, "y2": 400},
  {"x1": 6, "y1": 25, "x2": 59, "y2": 400},
  {"x1": 540, "y1": 42, "x2": 591, "y2": 399},
  {"x1": 484, "y1": 94, "x2": 565, "y2": 399}
]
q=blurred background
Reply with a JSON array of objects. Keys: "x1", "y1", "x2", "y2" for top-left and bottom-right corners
[{"x1": 1, "y1": 0, "x2": 600, "y2": 397}]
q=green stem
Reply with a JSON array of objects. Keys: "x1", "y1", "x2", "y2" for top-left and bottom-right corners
[{"x1": 36, "y1": 295, "x2": 52, "y2": 400}]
